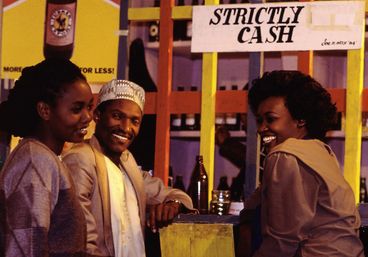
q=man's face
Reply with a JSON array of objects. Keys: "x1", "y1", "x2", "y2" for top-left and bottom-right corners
[{"x1": 94, "y1": 99, "x2": 142, "y2": 156}]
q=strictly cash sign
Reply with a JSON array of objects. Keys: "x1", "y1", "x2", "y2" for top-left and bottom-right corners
[{"x1": 191, "y1": 1, "x2": 365, "y2": 53}]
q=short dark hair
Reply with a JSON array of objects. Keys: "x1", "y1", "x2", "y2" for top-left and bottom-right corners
[
  {"x1": 0, "y1": 58, "x2": 87, "y2": 137},
  {"x1": 248, "y1": 70, "x2": 337, "y2": 141}
]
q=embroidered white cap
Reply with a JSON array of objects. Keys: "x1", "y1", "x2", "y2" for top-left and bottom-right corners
[{"x1": 97, "y1": 79, "x2": 145, "y2": 112}]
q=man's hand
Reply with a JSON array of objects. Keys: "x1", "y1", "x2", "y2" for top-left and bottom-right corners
[{"x1": 147, "y1": 201, "x2": 181, "y2": 233}]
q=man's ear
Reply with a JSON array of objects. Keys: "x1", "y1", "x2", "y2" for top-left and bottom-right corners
[
  {"x1": 37, "y1": 101, "x2": 51, "y2": 121},
  {"x1": 297, "y1": 119, "x2": 306, "y2": 128}
]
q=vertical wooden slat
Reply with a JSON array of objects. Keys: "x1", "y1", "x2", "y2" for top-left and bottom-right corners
[
  {"x1": 345, "y1": 33, "x2": 365, "y2": 202},
  {"x1": 116, "y1": 0, "x2": 128, "y2": 79},
  {"x1": 297, "y1": 51, "x2": 313, "y2": 75},
  {"x1": 200, "y1": 0, "x2": 219, "y2": 209},
  {"x1": 200, "y1": 53, "x2": 217, "y2": 202},
  {"x1": 297, "y1": 0, "x2": 313, "y2": 76},
  {"x1": 154, "y1": 0, "x2": 174, "y2": 184},
  {"x1": 245, "y1": 52, "x2": 263, "y2": 199},
  {"x1": 244, "y1": 0, "x2": 264, "y2": 199}
]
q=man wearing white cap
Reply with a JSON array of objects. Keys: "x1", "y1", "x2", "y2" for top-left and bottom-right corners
[{"x1": 63, "y1": 79, "x2": 194, "y2": 257}]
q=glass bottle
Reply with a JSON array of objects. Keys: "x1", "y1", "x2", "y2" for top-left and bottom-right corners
[
  {"x1": 215, "y1": 86, "x2": 226, "y2": 128},
  {"x1": 148, "y1": 0, "x2": 160, "y2": 42},
  {"x1": 171, "y1": 86, "x2": 185, "y2": 131},
  {"x1": 174, "y1": 0, "x2": 187, "y2": 41},
  {"x1": 174, "y1": 175, "x2": 186, "y2": 191},
  {"x1": 210, "y1": 190, "x2": 231, "y2": 215},
  {"x1": 185, "y1": 86, "x2": 200, "y2": 130},
  {"x1": 186, "y1": 0, "x2": 199, "y2": 40},
  {"x1": 44, "y1": 0, "x2": 77, "y2": 59},
  {"x1": 187, "y1": 155, "x2": 208, "y2": 214},
  {"x1": 225, "y1": 85, "x2": 240, "y2": 130},
  {"x1": 217, "y1": 176, "x2": 230, "y2": 190},
  {"x1": 128, "y1": 38, "x2": 157, "y2": 172},
  {"x1": 360, "y1": 177, "x2": 368, "y2": 203}
]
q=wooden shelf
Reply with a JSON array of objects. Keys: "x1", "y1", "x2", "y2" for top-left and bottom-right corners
[
  {"x1": 169, "y1": 130, "x2": 368, "y2": 139},
  {"x1": 171, "y1": 130, "x2": 246, "y2": 138}
]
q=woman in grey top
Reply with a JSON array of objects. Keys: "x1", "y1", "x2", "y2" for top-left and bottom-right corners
[
  {"x1": 248, "y1": 70, "x2": 364, "y2": 257},
  {"x1": 0, "y1": 58, "x2": 94, "y2": 257}
]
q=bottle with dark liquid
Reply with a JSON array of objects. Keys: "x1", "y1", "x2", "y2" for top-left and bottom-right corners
[
  {"x1": 171, "y1": 86, "x2": 185, "y2": 131},
  {"x1": 185, "y1": 0, "x2": 199, "y2": 40},
  {"x1": 174, "y1": 175, "x2": 186, "y2": 191},
  {"x1": 187, "y1": 155, "x2": 208, "y2": 214},
  {"x1": 360, "y1": 177, "x2": 368, "y2": 203},
  {"x1": 174, "y1": 0, "x2": 187, "y2": 41},
  {"x1": 185, "y1": 86, "x2": 200, "y2": 130},
  {"x1": 225, "y1": 85, "x2": 240, "y2": 130},
  {"x1": 148, "y1": 0, "x2": 160, "y2": 42},
  {"x1": 217, "y1": 176, "x2": 230, "y2": 190},
  {"x1": 128, "y1": 38, "x2": 158, "y2": 172},
  {"x1": 44, "y1": 0, "x2": 77, "y2": 59},
  {"x1": 215, "y1": 86, "x2": 226, "y2": 128}
]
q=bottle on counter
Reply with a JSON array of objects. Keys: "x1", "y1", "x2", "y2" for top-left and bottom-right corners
[
  {"x1": 174, "y1": 0, "x2": 187, "y2": 41},
  {"x1": 187, "y1": 155, "x2": 208, "y2": 214},
  {"x1": 217, "y1": 176, "x2": 230, "y2": 190},
  {"x1": 225, "y1": 85, "x2": 240, "y2": 130},
  {"x1": 174, "y1": 175, "x2": 186, "y2": 191},
  {"x1": 228, "y1": 176, "x2": 244, "y2": 215},
  {"x1": 148, "y1": 0, "x2": 160, "y2": 42},
  {"x1": 171, "y1": 86, "x2": 185, "y2": 131},
  {"x1": 185, "y1": 86, "x2": 200, "y2": 130},
  {"x1": 44, "y1": 0, "x2": 77, "y2": 59},
  {"x1": 215, "y1": 86, "x2": 226, "y2": 128},
  {"x1": 360, "y1": 177, "x2": 368, "y2": 203}
]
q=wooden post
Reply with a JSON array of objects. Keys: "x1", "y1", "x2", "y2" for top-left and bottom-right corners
[{"x1": 154, "y1": 0, "x2": 174, "y2": 184}]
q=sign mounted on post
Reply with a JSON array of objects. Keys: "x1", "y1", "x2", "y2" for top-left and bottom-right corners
[{"x1": 191, "y1": 1, "x2": 365, "y2": 53}]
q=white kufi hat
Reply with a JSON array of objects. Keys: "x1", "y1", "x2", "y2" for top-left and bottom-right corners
[{"x1": 97, "y1": 79, "x2": 145, "y2": 112}]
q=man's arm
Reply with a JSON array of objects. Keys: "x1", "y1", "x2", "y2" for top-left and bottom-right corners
[
  {"x1": 63, "y1": 151, "x2": 102, "y2": 255},
  {"x1": 142, "y1": 171, "x2": 197, "y2": 231},
  {"x1": 216, "y1": 126, "x2": 246, "y2": 168}
]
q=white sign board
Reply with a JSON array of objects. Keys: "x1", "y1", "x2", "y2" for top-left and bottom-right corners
[{"x1": 191, "y1": 1, "x2": 365, "y2": 53}]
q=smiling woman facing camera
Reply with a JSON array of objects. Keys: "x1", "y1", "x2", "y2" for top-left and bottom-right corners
[
  {"x1": 0, "y1": 58, "x2": 94, "y2": 257},
  {"x1": 248, "y1": 70, "x2": 364, "y2": 257}
]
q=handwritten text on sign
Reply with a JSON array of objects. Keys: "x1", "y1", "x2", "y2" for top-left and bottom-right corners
[{"x1": 191, "y1": 1, "x2": 365, "y2": 53}]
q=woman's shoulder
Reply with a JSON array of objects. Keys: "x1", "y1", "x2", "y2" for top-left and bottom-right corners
[
  {"x1": 7, "y1": 138, "x2": 58, "y2": 162},
  {"x1": 269, "y1": 138, "x2": 326, "y2": 156}
]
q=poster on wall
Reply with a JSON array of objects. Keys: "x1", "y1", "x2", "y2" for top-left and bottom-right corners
[
  {"x1": 191, "y1": 1, "x2": 365, "y2": 53},
  {"x1": 1, "y1": 0, "x2": 120, "y2": 83}
]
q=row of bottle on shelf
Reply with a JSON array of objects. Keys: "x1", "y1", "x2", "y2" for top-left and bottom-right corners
[
  {"x1": 170, "y1": 85, "x2": 245, "y2": 131},
  {"x1": 169, "y1": 155, "x2": 244, "y2": 215},
  {"x1": 148, "y1": 0, "x2": 249, "y2": 43},
  {"x1": 361, "y1": 177, "x2": 368, "y2": 203}
]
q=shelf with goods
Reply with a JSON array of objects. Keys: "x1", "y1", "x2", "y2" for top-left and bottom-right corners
[{"x1": 128, "y1": 0, "x2": 367, "y2": 202}]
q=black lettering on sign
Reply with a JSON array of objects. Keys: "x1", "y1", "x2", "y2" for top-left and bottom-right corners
[
  {"x1": 94, "y1": 68, "x2": 115, "y2": 74},
  {"x1": 3, "y1": 66, "x2": 22, "y2": 72},
  {"x1": 80, "y1": 67, "x2": 93, "y2": 73}
]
